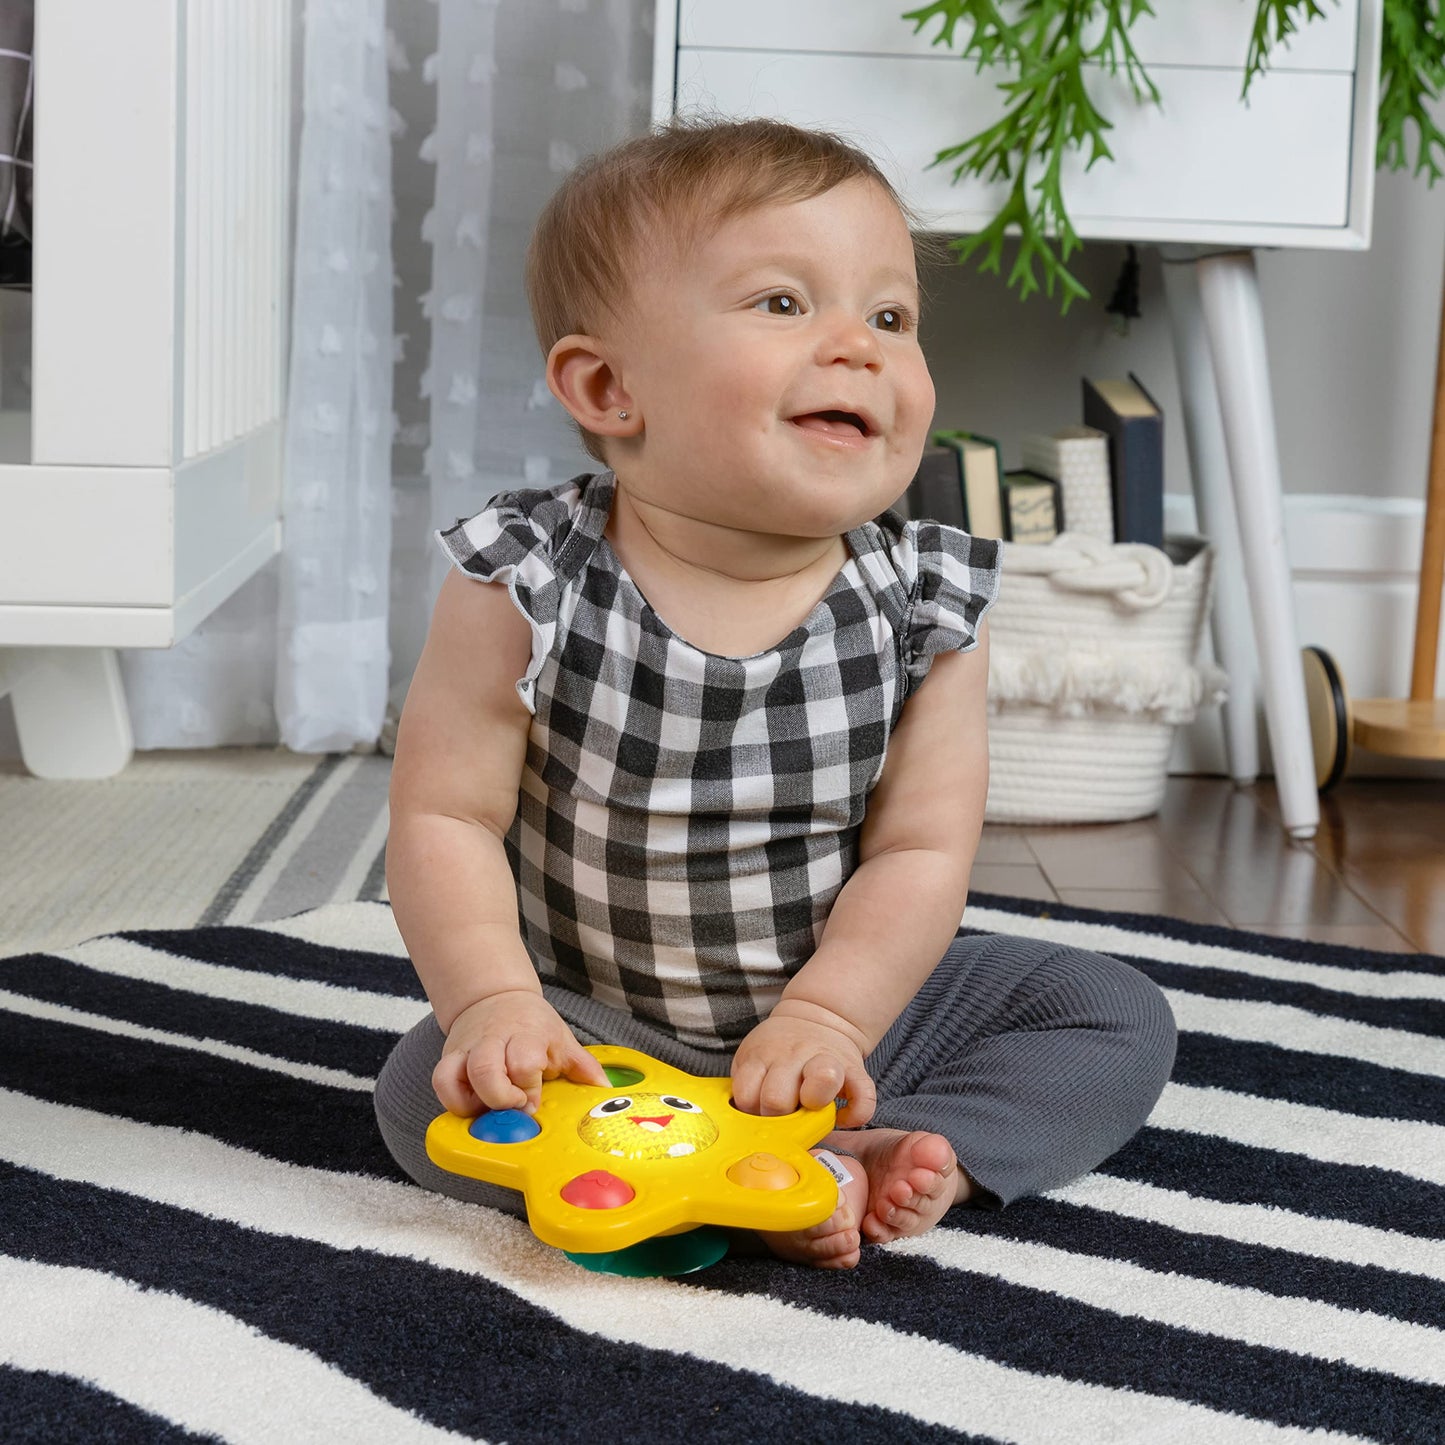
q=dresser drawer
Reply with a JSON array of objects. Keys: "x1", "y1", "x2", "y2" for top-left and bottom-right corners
[
  {"x1": 677, "y1": 0, "x2": 1359, "y2": 72},
  {"x1": 662, "y1": 1, "x2": 1378, "y2": 248},
  {"x1": 676, "y1": 48, "x2": 1352, "y2": 236}
]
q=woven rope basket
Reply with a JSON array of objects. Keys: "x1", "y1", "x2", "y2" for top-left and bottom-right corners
[{"x1": 984, "y1": 534, "x2": 1225, "y2": 824}]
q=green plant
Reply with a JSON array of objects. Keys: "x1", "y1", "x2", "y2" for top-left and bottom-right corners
[{"x1": 906, "y1": 0, "x2": 1445, "y2": 309}]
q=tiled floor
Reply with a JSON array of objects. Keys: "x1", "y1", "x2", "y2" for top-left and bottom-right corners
[{"x1": 975, "y1": 775, "x2": 1445, "y2": 954}]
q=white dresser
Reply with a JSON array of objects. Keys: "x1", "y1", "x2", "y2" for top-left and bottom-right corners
[
  {"x1": 659, "y1": 2, "x2": 1375, "y2": 246},
  {"x1": 654, "y1": 0, "x2": 1385, "y2": 837}
]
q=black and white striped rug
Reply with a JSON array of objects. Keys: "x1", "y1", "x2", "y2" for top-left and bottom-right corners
[{"x1": 1, "y1": 894, "x2": 1440, "y2": 1443}]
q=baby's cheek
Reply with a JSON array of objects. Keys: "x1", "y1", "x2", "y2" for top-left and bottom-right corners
[{"x1": 899, "y1": 368, "x2": 935, "y2": 439}]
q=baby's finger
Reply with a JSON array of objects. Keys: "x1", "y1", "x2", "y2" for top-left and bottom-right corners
[
  {"x1": 559, "y1": 1041, "x2": 609, "y2": 1088},
  {"x1": 835, "y1": 1065, "x2": 877, "y2": 1128},
  {"x1": 431, "y1": 1050, "x2": 482, "y2": 1115},
  {"x1": 797, "y1": 1054, "x2": 848, "y2": 1112},
  {"x1": 505, "y1": 1036, "x2": 550, "y2": 1111},
  {"x1": 467, "y1": 1037, "x2": 527, "y2": 1112},
  {"x1": 757, "y1": 1060, "x2": 805, "y2": 1117},
  {"x1": 728, "y1": 1053, "x2": 767, "y2": 1115}
]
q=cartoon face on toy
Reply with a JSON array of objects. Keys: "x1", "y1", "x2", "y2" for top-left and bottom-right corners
[{"x1": 576, "y1": 1092, "x2": 720, "y2": 1160}]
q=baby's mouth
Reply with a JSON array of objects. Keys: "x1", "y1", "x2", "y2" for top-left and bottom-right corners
[{"x1": 790, "y1": 410, "x2": 873, "y2": 440}]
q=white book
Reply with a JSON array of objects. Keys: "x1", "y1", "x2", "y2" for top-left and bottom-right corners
[{"x1": 1021, "y1": 427, "x2": 1115, "y2": 543}]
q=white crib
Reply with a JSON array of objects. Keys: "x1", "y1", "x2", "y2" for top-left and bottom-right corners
[{"x1": 0, "y1": 0, "x2": 291, "y2": 777}]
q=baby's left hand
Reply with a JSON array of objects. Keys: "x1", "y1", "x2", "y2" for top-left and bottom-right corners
[{"x1": 731, "y1": 1013, "x2": 876, "y2": 1128}]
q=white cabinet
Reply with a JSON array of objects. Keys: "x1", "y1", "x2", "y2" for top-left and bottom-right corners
[{"x1": 0, "y1": 1, "x2": 291, "y2": 776}]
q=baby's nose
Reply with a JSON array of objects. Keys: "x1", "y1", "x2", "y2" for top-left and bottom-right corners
[{"x1": 817, "y1": 314, "x2": 881, "y2": 368}]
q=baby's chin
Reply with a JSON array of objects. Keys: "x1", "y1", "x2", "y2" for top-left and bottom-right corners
[
  {"x1": 738, "y1": 494, "x2": 889, "y2": 539},
  {"x1": 620, "y1": 450, "x2": 907, "y2": 539}
]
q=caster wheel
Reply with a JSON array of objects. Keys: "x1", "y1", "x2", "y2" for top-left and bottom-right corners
[{"x1": 1301, "y1": 646, "x2": 1351, "y2": 792}]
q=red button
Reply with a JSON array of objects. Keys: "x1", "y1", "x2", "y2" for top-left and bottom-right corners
[{"x1": 560, "y1": 1170, "x2": 636, "y2": 1210}]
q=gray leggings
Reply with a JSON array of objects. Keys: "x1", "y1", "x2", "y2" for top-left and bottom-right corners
[{"x1": 374, "y1": 931, "x2": 1176, "y2": 1213}]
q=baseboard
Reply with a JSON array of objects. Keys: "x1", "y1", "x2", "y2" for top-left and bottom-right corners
[{"x1": 1166, "y1": 491, "x2": 1445, "y2": 779}]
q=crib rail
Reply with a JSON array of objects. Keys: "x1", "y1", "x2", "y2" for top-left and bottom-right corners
[
  {"x1": 184, "y1": 0, "x2": 289, "y2": 461},
  {"x1": 31, "y1": 0, "x2": 291, "y2": 469}
]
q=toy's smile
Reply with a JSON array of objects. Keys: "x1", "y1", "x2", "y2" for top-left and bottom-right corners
[{"x1": 630, "y1": 1115, "x2": 674, "y2": 1131}]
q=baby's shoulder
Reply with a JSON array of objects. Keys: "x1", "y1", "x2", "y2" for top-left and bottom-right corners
[
  {"x1": 437, "y1": 472, "x2": 614, "y2": 585},
  {"x1": 849, "y1": 511, "x2": 1000, "y2": 599},
  {"x1": 430, "y1": 473, "x2": 616, "y2": 713},
  {"x1": 848, "y1": 512, "x2": 1002, "y2": 690}
]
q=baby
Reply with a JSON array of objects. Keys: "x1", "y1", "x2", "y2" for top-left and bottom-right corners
[{"x1": 376, "y1": 117, "x2": 1176, "y2": 1268}]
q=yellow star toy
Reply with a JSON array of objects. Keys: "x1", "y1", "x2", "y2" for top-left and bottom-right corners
[{"x1": 425, "y1": 1045, "x2": 840, "y2": 1264}]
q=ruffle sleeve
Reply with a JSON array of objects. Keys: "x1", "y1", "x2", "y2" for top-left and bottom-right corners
[
  {"x1": 893, "y1": 520, "x2": 1002, "y2": 693},
  {"x1": 435, "y1": 483, "x2": 577, "y2": 713}
]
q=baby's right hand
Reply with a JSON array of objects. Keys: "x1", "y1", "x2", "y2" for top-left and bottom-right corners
[{"x1": 432, "y1": 989, "x2": 607, "y2": 1116}]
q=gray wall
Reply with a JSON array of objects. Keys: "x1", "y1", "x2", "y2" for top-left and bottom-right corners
[{"x1": 919, "y1": 164, "x2": 1445, "y2": 503}]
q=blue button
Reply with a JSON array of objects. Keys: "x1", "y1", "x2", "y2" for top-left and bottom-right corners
[{"x1": 469, "y1": 1109, "x2": 540, "y2": 1144}]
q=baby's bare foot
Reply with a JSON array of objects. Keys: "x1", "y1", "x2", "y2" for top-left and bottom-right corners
[
  {"x1": 757, "y1": 1151, "x2": 871, "y2": 1269},
  {"x1": 845, "y1": 1129, "x2": 968, "y2": 1244}
]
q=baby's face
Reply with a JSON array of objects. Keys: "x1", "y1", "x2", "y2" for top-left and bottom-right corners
[{"x1": 612, "y1": 178, "x2": 934, "y2": 539}]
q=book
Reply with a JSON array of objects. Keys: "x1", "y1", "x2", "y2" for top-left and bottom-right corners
[
  {"x1": 1001, "y1": 469, "x2": 1064, "y2": 543},
  {"x1": 930, "y1": 430, "x2": 1005, "y2": 539},
  {"x1": 1020, "y1": 426, "x2": 1114, "y2": 543},
  {"x1": 1082, "y1": 375, "x2": 1164, "y2": 549},
  {"x1": 899, "y1": 443, "x2": 966, "y2": 528}
]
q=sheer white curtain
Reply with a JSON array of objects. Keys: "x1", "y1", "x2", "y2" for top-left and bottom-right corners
[
  {"x1": 120, "y1": 0, "x2": 393, "y2": 753},
  {"x1": 117, "y1": 0, "x2": 650, "y2": 753},
  {"x1": 388, "y1": 0, "x2": 653, "y2": 709},
  {"x1": 274, "y1": 0, "x2": 394, "y2": 751}
]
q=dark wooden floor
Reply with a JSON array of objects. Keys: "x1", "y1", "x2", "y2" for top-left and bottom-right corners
[{"x1": 974, "y1": 776, "x2": 1445, "y2": 955}]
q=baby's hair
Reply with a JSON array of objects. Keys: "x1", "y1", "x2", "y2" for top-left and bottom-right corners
[{"x1": 526, "y1": 116, "x2": 924, "y2": 462}]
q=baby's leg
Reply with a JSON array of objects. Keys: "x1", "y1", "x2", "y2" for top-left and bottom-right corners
[{"x1": 855, "y1": 931, "x2": 1176, "y2": 1237}]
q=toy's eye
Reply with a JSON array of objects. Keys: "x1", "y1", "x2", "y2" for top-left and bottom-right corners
[
  {"x1": 589, "y1": 1096, "x2": 633, "y2": 1118},
  {"x1": 660, "y1": 1095, "x2": 701, "y2": 1112}
]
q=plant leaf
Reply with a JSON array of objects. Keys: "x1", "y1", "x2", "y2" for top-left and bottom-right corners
[{"x1": 916, "y1": 0, "x2": 1161, "y2": 308}]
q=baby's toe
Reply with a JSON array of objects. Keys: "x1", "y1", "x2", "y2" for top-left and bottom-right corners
[
  {"x1": 811, "y1": 1225, "x2": 862, "y2": 1268},
  {"x1": 910, "y1": 1132, "x2": 957, "y2": 1174},
  {"x1": 768, "y1": 1222, "x2": 860, "y2": 1268},
  {"x1": 911, "y1": 1166, "x2": 951, "y2": 1204},
  {"x1": 759, "y1": 1195, "x2": 864, "y2": 1268}
]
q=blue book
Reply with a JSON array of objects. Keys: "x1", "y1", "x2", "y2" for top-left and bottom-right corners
[{"x1": 1082, "y1": 374, "x2": 1164, "y2": 549}]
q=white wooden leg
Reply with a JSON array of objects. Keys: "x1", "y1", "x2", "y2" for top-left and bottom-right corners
[
  {"x1": 0, "y1": 647, "x2": 134, "y2": 779},
  {"x1": 1161, "y1": 250, "x2": 1261, "y2": 786},
  {"x1": 1195, "y1": 250, "x2": 1319, "y2": 841}
]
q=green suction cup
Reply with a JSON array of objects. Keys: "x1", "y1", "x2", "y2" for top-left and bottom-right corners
[{"x1": 564, "y1": 1225, "x2": 730, "y2": 1278}]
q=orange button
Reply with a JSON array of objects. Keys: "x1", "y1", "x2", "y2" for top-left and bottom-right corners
[{"x1": 726, "y1": 1152, "x2": 799, "y2": 1191}]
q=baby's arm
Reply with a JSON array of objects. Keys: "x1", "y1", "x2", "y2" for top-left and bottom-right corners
[
  {"x1": 731, "y1": 627, "x2": 991, "y2": 1126},
  {"x1": 387, "y1": 571, "x2": 607, "y2": 1114}
]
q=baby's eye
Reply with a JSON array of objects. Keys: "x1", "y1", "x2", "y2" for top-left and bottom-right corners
[
  {"x1": 755, "y1": 292, "x2": 803, "y2": 317},
  {"x1": 869, "y1": 307, "x2": 911, "y2": 333}
]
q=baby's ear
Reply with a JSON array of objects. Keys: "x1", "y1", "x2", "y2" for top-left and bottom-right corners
[{"x1": 546, "y1": 334, "x2": 642, "y2": 442}]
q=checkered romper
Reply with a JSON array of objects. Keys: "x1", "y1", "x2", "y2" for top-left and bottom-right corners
[{"x1": 438, "y1": 471, "x2": 1000, "y2": 1050}]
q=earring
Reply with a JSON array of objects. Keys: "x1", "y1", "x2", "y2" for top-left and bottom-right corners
[{"x1": 617, "y1": 410, "x2": 630, "y2": 421}]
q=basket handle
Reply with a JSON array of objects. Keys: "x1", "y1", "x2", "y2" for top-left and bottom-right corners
[{"x1": 1004, "y1": 533, "x2": 1174, "y2": 612}]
